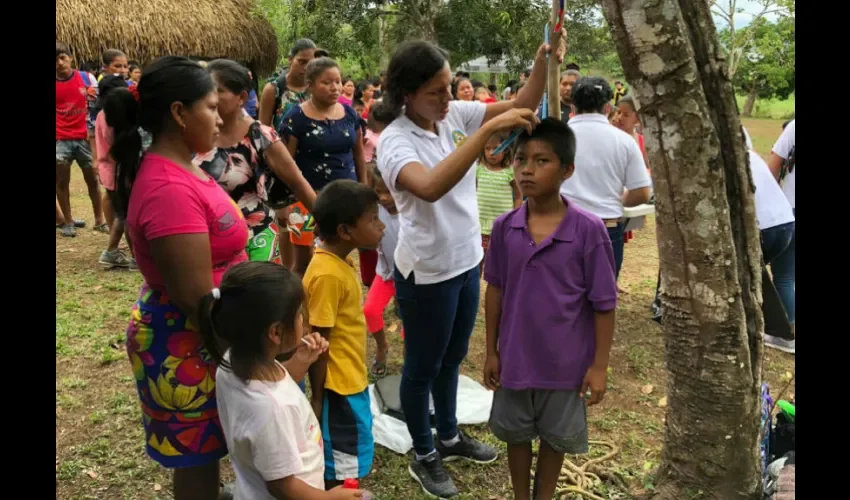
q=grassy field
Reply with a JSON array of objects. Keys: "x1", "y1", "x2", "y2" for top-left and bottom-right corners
[{"x1": 56, "y1": 118, "x2": 795, "y2": 499}]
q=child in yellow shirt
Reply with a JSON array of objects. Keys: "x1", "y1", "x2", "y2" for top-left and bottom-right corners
[{"x1": 304, "y1": 180, "x2": 386, "y2": 488}]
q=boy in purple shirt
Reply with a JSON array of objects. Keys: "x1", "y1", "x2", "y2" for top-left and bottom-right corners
[{"x1": 483, "y1": 118, "x2": 618, "y2": 500}]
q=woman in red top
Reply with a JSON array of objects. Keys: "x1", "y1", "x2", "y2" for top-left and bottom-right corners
[{"x1": 105, "y1": 56, "x2": 244, "y2": 499}]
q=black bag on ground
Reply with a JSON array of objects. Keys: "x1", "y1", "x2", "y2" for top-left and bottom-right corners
[{"x1": 373, "y1": 374, "x2": 437, "y2": 427}]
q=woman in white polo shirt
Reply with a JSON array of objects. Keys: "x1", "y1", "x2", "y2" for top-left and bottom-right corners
[{"x1": 377, "y1": 40, "x2": 555, "y2": 498}]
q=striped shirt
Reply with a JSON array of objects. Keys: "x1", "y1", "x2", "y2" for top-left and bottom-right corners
[{"x1": 476, "y1": 163, "x2": 515, "y2": 235}]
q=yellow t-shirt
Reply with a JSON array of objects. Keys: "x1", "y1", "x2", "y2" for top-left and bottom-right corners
[{"x1": 303, "y1": 248, "x2": 368, "y2": 395}]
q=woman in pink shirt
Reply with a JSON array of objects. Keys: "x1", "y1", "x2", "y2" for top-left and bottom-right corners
[
  {"x1": 105, "y1": 56, "x2": 247, "y2": 499},
  {"x1": 95, "y1": 75, "x2": 135, "y2": 268},
  {"x1": 339, "y1": 76, "x2": 355, "y2": 106}
]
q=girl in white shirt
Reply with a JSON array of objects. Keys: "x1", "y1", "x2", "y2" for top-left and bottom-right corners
[
  {"x1": 197, "y1": 261, "x2": 362, "y2": 500},
  {"x1": 376, "y1": 40, "x2": 560, "y2": 498}
]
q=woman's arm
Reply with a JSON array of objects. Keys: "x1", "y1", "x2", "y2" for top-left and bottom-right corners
[
  {"x1": 482, "y1": 43, "x2": 564, "y2": 124},
  {"x1": 259, "y1": 83, "x2": 277, "y2": 127},
  {"x1": 511, "y1": 178, "x2": 522, "y2": 209},
  {"x1": 353, "y1": 127, "x2": 368, "y2": 184},
  {"x1": 395, "y1": 109, "x2": 538, "y2": 202},
  {"x1": 264, "y1": 141, "x2": 316, "y2": 211},
  {"x1": 150, "y1": 234, "x2": 214, "y2": 322}
]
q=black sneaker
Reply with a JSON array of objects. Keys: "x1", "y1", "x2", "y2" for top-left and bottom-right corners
[
  {"x1": 435, "y1": 431, "x2": 498, "y2": 464},
  {"x1": 408, "y1": 452, "x2": 458, "y2": 499}
]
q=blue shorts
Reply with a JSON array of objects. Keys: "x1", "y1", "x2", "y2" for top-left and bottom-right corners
[
  {"x1": 321, "y1": 388, "x2": 373, "y2": 481},
  {"x1": 56, "y1": 140, "x2": 93, "y2": 169}
]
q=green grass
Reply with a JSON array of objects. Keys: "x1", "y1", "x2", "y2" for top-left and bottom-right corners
[
  {"x1": 56, "y1": 117, "x2": 796, "y2": 499},
  {"x1": 736, "y1": 93, "x2": 796, "y2": 120}
]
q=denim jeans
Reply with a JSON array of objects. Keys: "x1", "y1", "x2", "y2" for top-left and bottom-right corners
[
  {"x1": 607, "y1": 222, "x2": 625, "y2": 279},
  {"x1": 394, "y1": 265, "x2": 480, "y2": 456},
  {"x1": 763, "y1": 217, "x2": 795, "y2": 324}
]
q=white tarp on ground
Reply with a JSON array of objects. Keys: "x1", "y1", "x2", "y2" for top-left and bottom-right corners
[{"x1": 369, "y1": 375, "x2": 494, "y2": 455}]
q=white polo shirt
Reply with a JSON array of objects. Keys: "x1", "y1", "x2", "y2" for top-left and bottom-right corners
[
  {"x1": 749, "y1": 151, "x2": 795, "y2": 230},
  {"x1": 377, "y1": 100, "x2": 486, "y2": 284},
  {"x1": 560, "y1": 113, "x2": 652, "y2": 219},
  {"x1": 771, "y1": 119, "x2": 795, "y2": 209}
]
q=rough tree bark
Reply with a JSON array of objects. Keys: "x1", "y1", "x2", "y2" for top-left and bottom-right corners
[{"x1": 599, "y1": 1, "x2": 765, "y2": 499}]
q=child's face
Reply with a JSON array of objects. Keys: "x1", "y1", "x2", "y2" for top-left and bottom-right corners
[
  {"x1": 483, "y1": 137, "x2": 506, "y2": 167},
  {"x1": 106, "y1": 56, "x2": 129, "y2": 78},
  {"x1": 353, "y1": 103, "x2": 365, "y2": 115},
  {"x1": 512, "y1": 139, "x2": 573, "y2": 198},
  {"x1": 130, "y1": 67, "x2": 142, "y2": 82},
  {"x1": 342, "y1": 203, "x2": 385, "y2": 250},
  {"x1": 374, "y1": 177, "x2": 397, "y2": 213},
  {"x1": 612, "y1": 104, "x2": 638, "y2": 133},
  {"x1": 56, "y1": 53, "x2": 73, "y2": 78}
]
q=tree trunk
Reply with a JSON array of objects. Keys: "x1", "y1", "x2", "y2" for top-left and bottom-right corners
[
  {"x1": 599, "y1": 1, "x2": 765, "y2": 499},
  {"x1": 404, "y1": 0, "x2": 442, "y2": 42},
  {"x1": 742, "y1": 86, "x2": 758, "y2": 117}
]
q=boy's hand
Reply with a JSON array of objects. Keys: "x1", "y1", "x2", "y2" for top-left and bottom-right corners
[
  {"x1": 327, "y1": 485, "x2": 362, "y2": 499},
  {"x1": 581, "y1": 365, "x2": 608, "y2": 406},
  {"x1": 293, "y1": 332, "x2": 328, "y2": 365},
  {"x1": 482, "y1": 355, "x2": 501, "y2": 391}
]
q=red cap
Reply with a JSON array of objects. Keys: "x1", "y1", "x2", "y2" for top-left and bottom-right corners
[{"x1": 343, "y1": 478, "x2": 359, "y2": 489}]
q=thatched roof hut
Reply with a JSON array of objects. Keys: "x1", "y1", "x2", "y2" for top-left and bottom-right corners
[{"x1": 56, "y1": 0, "x2": 279, "y2": 76}]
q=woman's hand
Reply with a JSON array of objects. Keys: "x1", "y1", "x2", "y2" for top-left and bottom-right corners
[
  {"x1": 485, "y1": 108, "x2": 540, "y2": 135},
  {"x1": 535, "y1": 40, "x2": 566, "y2": 65}
]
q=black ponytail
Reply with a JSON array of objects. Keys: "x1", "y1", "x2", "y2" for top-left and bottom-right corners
[
  {"x1": 197, "y1": 261, "x2": 305, "y2": 381},
  {"x1": 104, "y1": 56, "x2": 215, "y2": 218},
  {"x1": 383, "y1": 40, "x2": 451, "y2": 126},
  {"x1": 103, "y1": 88, "x2": 142, "y2": 218}
]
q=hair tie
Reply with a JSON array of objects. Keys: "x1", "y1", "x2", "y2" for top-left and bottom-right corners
[{"x1": 211, "y1": 288, "x2": 221, "y2": 300}]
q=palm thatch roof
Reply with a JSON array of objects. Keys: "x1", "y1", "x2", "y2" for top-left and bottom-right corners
[{"x1": 56, "y1": 0, "x2": 279, "y2": 75}]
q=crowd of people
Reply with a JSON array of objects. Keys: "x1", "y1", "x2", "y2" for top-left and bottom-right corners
[{"x1": 56, "y1": 34, "x2": 795, "y2": 500}]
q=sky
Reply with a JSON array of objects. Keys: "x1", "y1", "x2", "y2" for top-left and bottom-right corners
[{"x1": 712, "y1": 0, "x2": 783, "y2": 29}]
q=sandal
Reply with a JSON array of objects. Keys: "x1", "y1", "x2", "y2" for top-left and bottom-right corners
[
  {"x1": 56, "y1": 219, "x2": 86, "y2": 229},
  {"x1": 370, "y1": 358, "x2": 388, "y2": 378},
  {"x1": 93, "y1": 223, "x2": 110, "y2": 234}
]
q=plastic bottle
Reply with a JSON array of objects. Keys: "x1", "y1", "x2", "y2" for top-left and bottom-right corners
[{"x1": 342, "y1": 478, "x2": 374, "y2": 499}]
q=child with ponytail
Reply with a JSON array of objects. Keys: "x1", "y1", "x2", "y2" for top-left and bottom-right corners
[{"x1": 199, "y1": 261, "x2": 363, "y2": 499}]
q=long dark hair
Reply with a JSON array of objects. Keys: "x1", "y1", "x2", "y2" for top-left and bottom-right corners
[
  {"x1": 382, "y1": 41, "x2": 450, "y2": 125},
  {"x1": 198, "y1": 261, "x2": 305, "y2": 381},
  {"x1": 105, "y1": 56, "x2": 214, "y2": 216},
  {"x1": 206, "y1": 59, "x2": 251, "y2": 95}
]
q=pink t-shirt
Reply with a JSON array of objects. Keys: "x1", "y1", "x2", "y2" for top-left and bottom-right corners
[
  {"x1": 127, "y1": 153, "x2": 249, "y2": 291},
  {"x1": 364, "y1": 128, "x2": 381, "y2": 163},
  {"x1": 338, "y1": 95, "x2": 353, "y2": 107},
  {"x1": 95, "y1": 111, "x2": 116, "y2": 191}
]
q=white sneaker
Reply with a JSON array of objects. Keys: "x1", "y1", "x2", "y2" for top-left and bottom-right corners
[{"x1": 764, "y1": 334, "x2": 795, "y2": 354}]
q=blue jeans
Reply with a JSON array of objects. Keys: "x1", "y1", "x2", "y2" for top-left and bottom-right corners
[
  {"x1": 607, "y1": 222, "x2": 625, "y2": 279},
  {"x1": 763, "y1": 217, "x2": 795, "y2": 324},
  {"x1": 394, "y1": 265, "x2": 480, "y2": 456}
]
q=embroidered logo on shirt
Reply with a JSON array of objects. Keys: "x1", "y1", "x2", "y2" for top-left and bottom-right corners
[{"x1": 452, "y1": 130, "x2": 468, "y2": 147}]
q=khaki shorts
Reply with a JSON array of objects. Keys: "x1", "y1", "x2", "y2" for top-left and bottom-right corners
[{"x1": 489, "y1": 388, "x2": 588, "y2": 454}]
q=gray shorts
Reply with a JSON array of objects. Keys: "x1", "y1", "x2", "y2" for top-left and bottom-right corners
[
  {"x1": 489, "y1": 388, "x2": 588, "y2": 454},
  {"x1": 56, "y1": 140, "x2": 93, "y2": 169}
]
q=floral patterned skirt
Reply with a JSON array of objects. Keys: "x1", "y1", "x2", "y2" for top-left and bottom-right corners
[{"x1": 126, "y1": 285, "x2": 227, "y2": 468}]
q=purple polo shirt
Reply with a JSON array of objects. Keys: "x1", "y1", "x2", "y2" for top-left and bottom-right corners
[{"x1": 483, "y1": 198, "x2": 618, "y2": 391}]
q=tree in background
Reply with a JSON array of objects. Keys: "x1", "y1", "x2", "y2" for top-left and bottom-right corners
[
  {"x1": 710, "y1": 0, "x2": 793, "y2": 77},
  {"x1": 725, "y1": 16, "x2": 795, "y2": 116},
  {"x1": 601, "y1": 0, "x2": 765, "y2": 498},
  {"x1": 253, "y1": 0, "x2": 622, "y2": 80}
]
